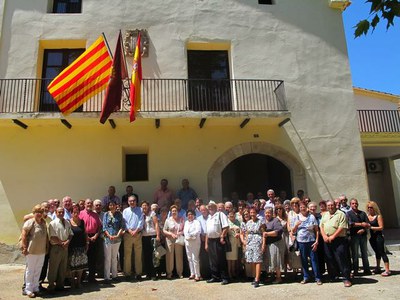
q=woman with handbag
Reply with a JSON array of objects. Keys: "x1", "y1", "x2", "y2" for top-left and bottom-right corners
[
  {"x1": 163, "y1": 205, "x2": 185, "y2": 279},
  {"x1": 226, "y1": 210, "x2": 240, "y2": 280},
  {"x1": 20, "y1": 205, "x2": 48, "y2": 298},
  {"x1": 141, "y1": 201, "x2": 160, "y2": 280},
  {"x1": 184, "y1": 210, "x2": 202, "y2": 281},
  {"x1": 287, "y1": 197, "x2": 302, "y2": 273}
]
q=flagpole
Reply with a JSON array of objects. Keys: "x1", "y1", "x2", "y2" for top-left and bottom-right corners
[
  {"x1": 120, "y1": 29, "x2": 129, "y2": 81},
  {"x1": 102, "y1": 32, "x2": 113, "y2": 60},
  {"x1": 116, "y1": 29, "x2": 131, "y2": 102}
]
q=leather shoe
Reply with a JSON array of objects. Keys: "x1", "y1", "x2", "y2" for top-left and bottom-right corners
[
  {"x1": 221, "y1": 279, "x2": 229, "y2": 285},
  {"x1": 206, "y1": 278, "x2": 220, "y2": 283}
]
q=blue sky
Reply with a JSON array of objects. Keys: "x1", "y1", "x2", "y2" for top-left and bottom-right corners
[{"x1": 343, "y1": 1, "x2": 400, "y2": 95}]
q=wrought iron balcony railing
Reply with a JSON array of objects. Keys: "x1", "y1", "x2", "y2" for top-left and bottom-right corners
[
  {"x1": 358, "y1": 110, "x2": 400, "y2": 133},
  {"x1": 0, "y1": 78, "x2": 287, "y2": 114}
]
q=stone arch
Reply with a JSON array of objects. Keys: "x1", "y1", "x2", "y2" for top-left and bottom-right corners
[{"x1": 207, "y1": 142, "x2": 306, "y2": 200}]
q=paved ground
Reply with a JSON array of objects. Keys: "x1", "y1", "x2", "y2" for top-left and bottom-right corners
[{"x1": 1, "y1": 251, "x2": 399, "y2": 300}]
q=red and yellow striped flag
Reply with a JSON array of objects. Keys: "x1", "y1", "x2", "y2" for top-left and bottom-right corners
[
  {"x1": 47, "y1": 35, "x2": 112, "y2": 115},
  {"x1": 129, "y1": 33, "x2": 142, "y2": 122}
]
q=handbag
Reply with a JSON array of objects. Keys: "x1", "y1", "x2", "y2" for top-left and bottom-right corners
[
  {"x1": 175, "y1": 218, "x2": 185, "y2": 245},
  {"x1": 175, "y1": 235, "x2": 185, "y2": 246},
  {"x1": 289, "y1": 239, "x2": 298, "y2": 252},
  {"x1": 224, "y1": 235, "x2": 232, "y2": 252},
  {"x1": 219, "y1": 213, "x2": 232, "y2": 252},
  {"x1": 155, "y1": 245, "x2": 167, "y2": 258},
  {"x1": 18, "y1": 220, "x2": 35, "y2": 250}
]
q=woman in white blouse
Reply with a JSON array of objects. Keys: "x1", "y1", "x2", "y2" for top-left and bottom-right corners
[
  {"x1": 184, "y1": 210, "x2": 202, "y2": 281},
  {"x1": 163, "y1": 205, "x2": 185, "y2": 279},
  {"x1": 141, "y1": 201, "x2": 160, "y2": 280}
]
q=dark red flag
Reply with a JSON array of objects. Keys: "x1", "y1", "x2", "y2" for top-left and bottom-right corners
[{"x1": 100, "y1": 31, "x2": 127, "y2": 124}]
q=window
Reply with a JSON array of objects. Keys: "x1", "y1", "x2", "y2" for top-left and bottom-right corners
[
  {"x1": 125, "y1": 154, "x2": 148, "y2": 181},
  {"x1": 258, "y1": 0, "x2": 274, "y2": 4},
  {"x1": 187, "y1": 50, "x2": 232, "y2": 111},
  {"x1": 52, "y1": 0, "x2": 82, "y2": 13},
  {"x1": 40, "y1": 48, "x2": 85, "y2": 112}
]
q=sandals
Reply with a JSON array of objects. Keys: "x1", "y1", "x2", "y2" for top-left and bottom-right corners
[
  {"x1": 300, "y1": 279, "x2": 310, "y2": 284},
  {"x1": 381, "y1": 271, "x2": 391, "y2": 277},
  {"x1": 344, "y1": 280, "x2": 352, "y2": 287}
]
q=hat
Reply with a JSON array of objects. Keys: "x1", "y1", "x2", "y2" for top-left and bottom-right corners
[{"x1": 207, "y1": 200, "x2": 217, "y2": 207}]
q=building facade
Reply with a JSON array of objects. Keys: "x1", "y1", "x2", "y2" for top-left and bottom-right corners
[{"x1": 0, "y1": 0, "x2": 392, "y2": 243}]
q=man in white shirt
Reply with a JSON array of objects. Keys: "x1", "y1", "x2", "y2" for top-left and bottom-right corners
[
  {"x1": 48, "y1": 207, "x2": 73, "y2": 292},
  {"x1": 265, "y1": 189, "x2": 275, "y2": 209},
  {"x1": 205, "y1": 201, "x2": 229, "y2": 285},
  {"x1": 197, "y1": 205, "x2": 210, "y2": 279}
]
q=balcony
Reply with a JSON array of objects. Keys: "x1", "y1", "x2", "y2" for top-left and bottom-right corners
[
  {"x1": 0, "y1": 78, "x2": 287, "y2": 116},
  {"x1": 358, "y1": 110, "x2": 400, "y2": 133}
]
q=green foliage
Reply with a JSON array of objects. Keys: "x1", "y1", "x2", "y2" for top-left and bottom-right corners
[{"x1": 354, "y1": 0, "x2": 400, "y2": 37}]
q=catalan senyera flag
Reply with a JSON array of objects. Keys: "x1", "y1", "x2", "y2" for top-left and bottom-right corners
[
  {"x1": 100, "y1": 31, "x2": 128, "y2": 124},
  {"x1": 129, "y1": 33, "x2": 142, "y2": 122},
  {"x1": 47, "y1": 35, "x2": 112, "y2": 115}
]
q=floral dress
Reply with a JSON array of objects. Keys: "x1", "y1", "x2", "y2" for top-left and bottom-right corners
[
  {"x1": 69, "y1": 221, "x2": 88, "y2": 271},
  {"x1": 245, "y1": 219, "x2": 264, "y2": 263}
]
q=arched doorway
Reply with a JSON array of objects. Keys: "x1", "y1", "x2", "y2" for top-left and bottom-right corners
[
  {"x1": 207, "y1": 142, "x2": 306, "y2": 200},
  {"x1": 221, "y1": 153, "x2": 292, "y2": 200}
]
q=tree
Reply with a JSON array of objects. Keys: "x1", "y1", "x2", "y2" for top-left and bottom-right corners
[{"x1": 354, "y1": 0, "x2": 400, "y2": 37}]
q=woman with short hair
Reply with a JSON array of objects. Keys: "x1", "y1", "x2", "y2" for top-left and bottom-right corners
[
  {"x1": 287, "y1": 197, "x2": 302, "y2": 272},
  {"x1": 244, "y1": 207, "x2": 265, "y2": 287},
  {"x1": 292, "y1": 202, "x2": 322, "y2": 285},
  {"x1": 274, "y1": 203, "x2": 289, "y2": 272},
  {"x1": 308, "y1": 201, "x2": 326, "y2": 275},
  {"x1": 184, "y1": 210, "x2": 202, "y2": 281},
  {"x1": 103, "y1": 201, "x2": 125, "y2": 283},
  {"x1": 226, "y1": 210, "x2": 240, "y2": 280},
  {"x1": 142, "y1": 201, "x2": 160, "y2": 280},
  {"x1": 163, "y1": 205, "x2": 185, "y2": 279},
  {"x1": 235, "y1": 200, "x2": 247, "y2": 223},
  {"x1": 263, "y1": 207, "x2": 285, "y2": 284},
  {"x1": 239, "y1": 208, "x2": 252, "y2": 280},
  {"x1": 367, "y1": 201, "x2": 391, "y2": 276},
  {"x1": 69, "y1": 204, "x2": 88, "y2": 288},
  {"x1": 21, "y1": 205, "x2": 48, "y2": 298}
]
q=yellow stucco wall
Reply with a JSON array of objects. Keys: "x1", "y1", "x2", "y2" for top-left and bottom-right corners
[{"x1": 1, "y1": 117, "x2": 309, "y2": 242}]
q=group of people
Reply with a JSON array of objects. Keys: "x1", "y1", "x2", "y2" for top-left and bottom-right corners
[{"x1": 20, "y1": 179, "x2": 392, "y2": 298}]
